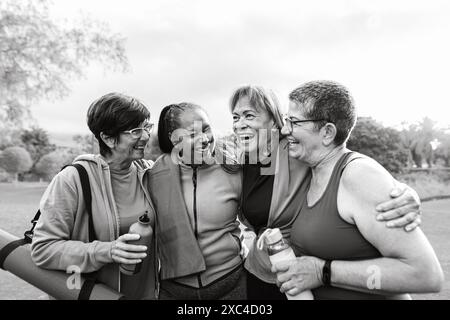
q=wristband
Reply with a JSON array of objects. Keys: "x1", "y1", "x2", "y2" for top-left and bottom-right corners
[{"x1": 322, "y1": 260, "x2": 332, "y2": 287}]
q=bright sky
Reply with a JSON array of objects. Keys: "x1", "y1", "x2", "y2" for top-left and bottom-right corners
[{"x1": 31, "y1": 0, "x2": 450, "y2": 135}]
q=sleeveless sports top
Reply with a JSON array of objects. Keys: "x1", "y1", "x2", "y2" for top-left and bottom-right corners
[{"x1": 290, "y1": 152, "x2": 388, "y2": 299}]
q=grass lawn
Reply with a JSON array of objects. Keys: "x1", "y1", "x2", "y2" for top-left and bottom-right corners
[{"x1": 0, "y1": 182, "x2": 449, "y2": 300}]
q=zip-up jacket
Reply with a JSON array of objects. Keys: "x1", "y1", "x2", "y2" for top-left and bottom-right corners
[
  {"x1": 148, "y1": 154, "x2": 242, "y2": 286},
  {"x1": 30, "y1": 154, "x2": 158, "y2": 299}
]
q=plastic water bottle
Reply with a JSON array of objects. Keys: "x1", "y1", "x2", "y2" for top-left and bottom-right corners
[
  {"x1": 258, "y1": 228, "x2": 314, "y2": 300},
  {"x1": 119, "y1": 212, "x2": 153, "y2": 276}
]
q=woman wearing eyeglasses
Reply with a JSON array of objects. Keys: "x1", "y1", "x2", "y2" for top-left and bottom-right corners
[
  {"x1": 31, "y1": 93, "x2": 158, "y2": 299},
  {"x1": 272, "y1": 81, "x2": 443, "y2": 299},
  {"x1": 229, "y1": 85, "x2": 424, "y2": 300}
]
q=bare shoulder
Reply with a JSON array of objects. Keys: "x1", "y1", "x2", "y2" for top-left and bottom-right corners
[
  {"x1": 340, "y1": 155, "x2": 396, "y2": 202},
  {"x1": 338, "y1": 154, "x2": 397, "y2": 223}
]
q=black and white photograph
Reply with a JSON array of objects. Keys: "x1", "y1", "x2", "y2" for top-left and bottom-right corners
[{"x1": 0, "y1": 0, "x2": 449, "y2": 308}]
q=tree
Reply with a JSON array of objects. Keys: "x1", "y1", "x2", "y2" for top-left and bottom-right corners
[
  {"x1": 0, "y1": 123, "x2": 22, "y2": 149},
  {"x1": 435, "y1": 130, "x2": 450, "y2": 167},
  {"x1": 73, "y1": 134, "x2": 98, "y2": 154},
  {"x1": 400, "y1": 117, "x2": 437, "y2": 168},
  {"x1": 347, "y1": 117, "x2": 410, "y2": 174},
  {"x1": 0, "y1": 0, "x2": 129, "y2": 126},
  {"x1": 21, "y1": 126, "x2": 56, "y2": 165},
  {"x1": 0, "y1": 146, "x2": 33, "y2": 181},
  {"x1": 34, "y1": 149, "x2": 74, "y2": 181}
]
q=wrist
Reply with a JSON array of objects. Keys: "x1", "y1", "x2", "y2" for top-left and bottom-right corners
[{"x1": 95, "y1": 241, "x2": 114, "y2": 264}]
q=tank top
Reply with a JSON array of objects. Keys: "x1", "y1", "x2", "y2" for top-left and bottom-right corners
[{"x1": 290, "y1": 152, "x2": 388, "y2": 299}]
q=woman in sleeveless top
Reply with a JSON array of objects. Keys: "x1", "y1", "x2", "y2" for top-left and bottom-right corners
[
  {"x1": 229, "y1": 85, "x2": 426, "y2": 299},
  {"x1": 273, "y1": 81, "x2": 443, "y2": 299}
]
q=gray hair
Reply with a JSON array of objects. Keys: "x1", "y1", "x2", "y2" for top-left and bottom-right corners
[{"x1": 289, "y1": 80, "x2": 357, "y2": 146}]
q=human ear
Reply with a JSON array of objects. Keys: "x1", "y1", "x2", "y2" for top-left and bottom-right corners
[
  {"x1": 100, "y1": 132, "x2": 117, "y2": 149},
  {"x1": 322, "y1": 123, "x2": 337, "y2": 146}
]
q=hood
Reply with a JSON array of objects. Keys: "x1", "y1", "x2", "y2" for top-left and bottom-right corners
[{"x1": 73, "y1": 154, "x2": 153, "y2": 173}]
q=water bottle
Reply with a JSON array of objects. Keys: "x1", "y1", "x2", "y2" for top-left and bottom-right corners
[
  {"x1": 119, "y1": 212, "x2": 153, "y2": 276},
  {"x1": 258, "y1": 228, "x2": 314, "y2": 300}
]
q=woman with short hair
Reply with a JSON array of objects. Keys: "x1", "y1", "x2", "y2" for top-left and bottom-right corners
[
  {"x1": 31, "y1": 93, "x2": 158, "y2": 299},
  {"x1": 273, "y1": 80, "x2": 443, "y2": 299}
]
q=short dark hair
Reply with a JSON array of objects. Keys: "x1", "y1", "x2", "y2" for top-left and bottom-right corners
[
  {"x1": 289, "y1": 80, "x2": 356, "y2": 146},
  {"x1": 87, "y1": 93, "x2": 151, "y2": 156}
]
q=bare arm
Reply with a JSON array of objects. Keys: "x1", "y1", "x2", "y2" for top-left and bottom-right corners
[
  {"x1": 331, "y1": 158, "x2": 442, "y2": 294},
  {"x1": 274, "y1": 158, "x2": 443, "y2": 296}
]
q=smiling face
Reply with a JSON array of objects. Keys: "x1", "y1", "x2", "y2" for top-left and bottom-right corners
[
  {"x1": 281, "y1": 100, "x2": 324, "y2": 163},
  {"x1": 232, "y1": 96, "x2": 275, "y2": 157},
  {"x1": 105, "y1": 119, "x2": 152, "y2": 165},
  {"x1": 171, "y1": 107, "x2": 215, "y2": 165}
]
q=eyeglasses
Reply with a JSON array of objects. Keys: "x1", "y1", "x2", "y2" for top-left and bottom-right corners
[
  {"x1": 283, "y1": 116, "x2": 330, "y2": 131},
  {"x1": 122, "y1": 123, "x2": 154, "y2": 139}
]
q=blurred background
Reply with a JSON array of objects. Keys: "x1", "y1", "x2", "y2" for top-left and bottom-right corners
[{"x1": 0, "y1": 0, "x2": 449, "y2": 299}]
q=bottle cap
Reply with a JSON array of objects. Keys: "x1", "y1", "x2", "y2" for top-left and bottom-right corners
[
  {"x1": 139, "y1": 212, "x2": 151, "y2": 224},
  {"x1": 264, "y1": 228, "x2": 283, "y2": 245}
]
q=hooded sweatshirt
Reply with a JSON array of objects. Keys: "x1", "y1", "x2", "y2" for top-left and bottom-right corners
[{"x1": 30, "y1": 154, "x2": 158, "y2": 299}]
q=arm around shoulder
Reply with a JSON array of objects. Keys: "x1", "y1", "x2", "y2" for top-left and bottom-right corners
[{"x1": 335, "y1": 158, "x2": 444, "y2": 293}]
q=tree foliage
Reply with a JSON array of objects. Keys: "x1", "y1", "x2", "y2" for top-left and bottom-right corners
[
  {"x1": 399, "y1": 117, "x2": 436, "y2": 167},
  {"x1": 21, "y1": 126, "x2": 56, "y2": 164},
  {"x1": 0, "y1": 0, "x2": 129, "y2": 125},
  {"x1": 434, "y1": 130, "x2": 450, "y2": 167},
  {"x1": 0, "y1": 146, "x2": 33, "y2": 180},
  {"x1": 347, "y1": 117, "x2": 410, "y2": 174},
  {"x1": 73, "y1": 134, "x2": 98, "y2": 154},
  {"x1": 34, "y1": 148, "x2": 75, "y2": 180}
]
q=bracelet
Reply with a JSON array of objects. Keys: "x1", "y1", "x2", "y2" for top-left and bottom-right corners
[{"x1": 322, "y1": 260, "x2": 332, "y2": 287}]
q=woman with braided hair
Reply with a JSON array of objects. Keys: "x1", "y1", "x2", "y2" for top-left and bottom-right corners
[{"x1": 148, "y1": 103, "x2": 246, "y2": 300}]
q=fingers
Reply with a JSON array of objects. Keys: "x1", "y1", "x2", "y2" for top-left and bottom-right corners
[
  {"x1": 384, "y1": 211, "x2": 419, "y2": 228},
  {"x1": 111, "y1": 248, "x2": 147, "y2": 264},
  {"x1": 111, "y1": 247, "x2": 147, "y2": 259},
  {"x1": 271, "y1": 260, "x2": 292, "y2": 273},
  {"x1": 405, "y1": 216, "x2": 422, "y2": 232},
  {"x1": 111, "y1": 255, "x2": 143, "y2": 265},
  {"x1": 116, "y1": 234, "x2": 147, "y2": 252},
  {"x1": 286, "y1": 288, "x2": 300, "y2": 297},
  {"x1": 116, "y1": 242, "x2": 148, "y2": 252},
  {"x1": 376, "y1": 196, "x2": 411, "y2": 214},
  {"x1": 279, "y1": 279, "x2": 296, "y2": 294},
  {"x1": 110, "y1": 234, "x2": 148, "y2": 264},
  {"x1": 376, "y1": 202, "x2": 419, "y2": 221},
  {"x1": 389, "y1": 184, "x2": 406, "y2": 198},
  {"x1": 118, "y1": 233, "x2": 141, "y2": 242}
]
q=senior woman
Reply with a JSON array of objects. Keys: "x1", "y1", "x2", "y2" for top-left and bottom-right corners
[
  {"x1": 148, "y1": 103, "x2": 245, "y2": 300},
  {"x1": 272, "y1": 81, "x2": 444, "y2": 299},
  {"x1": 31, "y1": 93, "x2": 158, "y2": 299},
  {"x1": 230, "y1": 85, "x2": 425, "y2": 300}
]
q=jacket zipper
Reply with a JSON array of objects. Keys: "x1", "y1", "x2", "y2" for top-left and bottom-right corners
[{"x1": 192, "y1": 165, "x2": 203, "y2": 288}]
